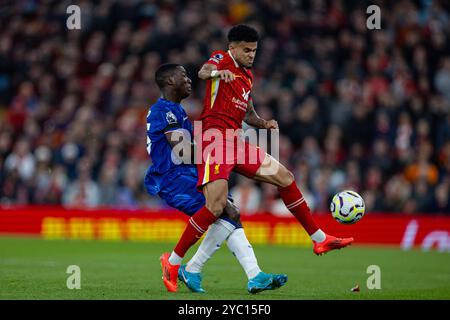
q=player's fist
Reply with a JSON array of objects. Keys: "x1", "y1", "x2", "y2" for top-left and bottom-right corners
[
  {"x1": 264, "y1": 119, "x2": 279, "y2": 129},
  {"x1": 217, "y1": 70, "x2": 235, "y2": 83}
]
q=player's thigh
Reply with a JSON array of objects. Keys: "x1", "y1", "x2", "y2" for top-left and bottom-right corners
[
  {"x1": 252, "y1": 153, "x2": 294, "y2": 188},
  {"x1": 234, "y1": 140, "x2": 265, "y2": 178},
  {"x1": 202, "y1": 179, "x2": 229, "y2": 215}
]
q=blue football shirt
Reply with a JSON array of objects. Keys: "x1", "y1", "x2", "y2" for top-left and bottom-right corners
[{"x1": 144, "y1": 98, "x2": 195, "y2": 195}]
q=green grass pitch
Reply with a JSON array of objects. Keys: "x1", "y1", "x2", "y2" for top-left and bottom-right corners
[{"x1": 1, "y1": 236, "x2": 449, "y2": 300}]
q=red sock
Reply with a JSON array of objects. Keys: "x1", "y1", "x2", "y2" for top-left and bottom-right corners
[
  {"x1": 174, "y1": 206, "x2": 217, "y2": 258},
  {"x1": 278, "y1": 181, "x2": 319, "y2": 235}
]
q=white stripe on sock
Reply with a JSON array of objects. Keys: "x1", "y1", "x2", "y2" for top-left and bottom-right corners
[
  {"x1": 189, "y1": 218, "x2": 205, "y2": 234},
  {"x1": 287, "y1": 198, "x2": 305, "y2": 209},
  {"x1": 286, "y1": 198, "x2": 302, "y2": 208},
  {"x1": 289, "y1": 199, "x2": 305, "y2": 210},
  {"x1": 287, "y1": 198, "x2": 305, "y2": 210}
]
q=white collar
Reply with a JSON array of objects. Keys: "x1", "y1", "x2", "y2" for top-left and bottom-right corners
[{"x1": 228, "y1": 50, "x2": 239, "y2": 68}]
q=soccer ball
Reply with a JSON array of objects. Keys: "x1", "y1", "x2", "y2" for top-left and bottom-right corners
[{"x1": 330, "y1": 190, "x2": 365, "y2": 224}]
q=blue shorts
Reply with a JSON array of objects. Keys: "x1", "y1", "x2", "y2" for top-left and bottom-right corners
[
  {"x1": 158, "y1": 167, "x2": 205, "y2": 216},
  {"x1": 145, "y1": 167, "x2": 241, "y2": 228}
]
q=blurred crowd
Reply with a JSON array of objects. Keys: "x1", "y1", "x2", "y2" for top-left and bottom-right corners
[{"x1": 0, "y1": 0, "x2": 449, "y2": 215}]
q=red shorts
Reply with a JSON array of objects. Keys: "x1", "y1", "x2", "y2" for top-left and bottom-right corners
[{"x1": 196, "y1": 137, "x2": 266, "y2": 189}]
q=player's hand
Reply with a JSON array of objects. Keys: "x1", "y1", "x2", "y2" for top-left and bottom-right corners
[
  {"x1": 217, "y1": 70, "x2": 235, "y2": 83},
  {"x1": 264, "y1": 119, "x2": 279, "y2": 129}
]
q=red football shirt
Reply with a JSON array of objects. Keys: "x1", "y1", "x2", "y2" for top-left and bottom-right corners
[{"x1": 199, "y1": 50, "x2": 254, "y2": 133}]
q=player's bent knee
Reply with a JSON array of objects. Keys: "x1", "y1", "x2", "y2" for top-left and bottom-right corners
[
  {"x1": 206, "y1": 197, "x2": 227, "y2": 217},
  {"x1": 203, "y1": 179, "x2": 229, "y2": 216},
  {"x1": 280, "y1": 169, "x2": 295, "y2": 187},
  {"x1": 287, "y1": 170, "x2": 295, "y2": 183}
]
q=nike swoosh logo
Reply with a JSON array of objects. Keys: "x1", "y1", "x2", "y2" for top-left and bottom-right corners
[
  {"x1": 183, "y1": 116, "x2": 188, "y2": 120},
  {"x1": 181, "y1": 270, "x2": 189, "y2": 284}
]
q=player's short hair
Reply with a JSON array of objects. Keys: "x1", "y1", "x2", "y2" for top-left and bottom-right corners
[
  {"x1": 227, "y1": 24, "x2": 259, "y2": 43},
  {"x1": 155, "y1": 63, "x2": 181, "y2": 89}
]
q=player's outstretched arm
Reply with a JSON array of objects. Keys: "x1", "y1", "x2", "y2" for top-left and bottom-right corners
[
  {"x1": 198, "y1": 64, "x2": 235, "y2": 82},
  {"x1": 198, "y1": 63, "x2": 217, "y2": 80},
  {"x1": 244, "y1": 100, "x2": 278, "y2": 129}
]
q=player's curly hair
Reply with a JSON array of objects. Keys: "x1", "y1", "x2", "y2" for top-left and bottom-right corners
[
  {"x1": 155, "y1": 63, "x2": 181, "y2": 89},
  {"x1": 227, "y1": 24, "x2": 259, "y2": 43}
]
